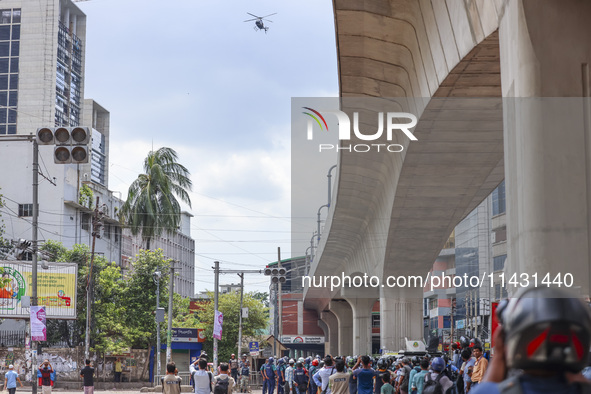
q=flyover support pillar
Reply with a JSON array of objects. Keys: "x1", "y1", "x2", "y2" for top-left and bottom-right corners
[
  {"x1": 379, "y1": 287, "x2": 423, "y2": 353},
  {"x1": 500, "y1": 0, "x2": 591, "y2": 297},
  {"x1": 329, "y1": 300, "x2": 353, "y2": 356},
  {"x1": 347, "y1": 297, "x2": 374, "y2": 356},
  {"x1": 319, "y1": 310, "x2": 339, "y2": 356}
]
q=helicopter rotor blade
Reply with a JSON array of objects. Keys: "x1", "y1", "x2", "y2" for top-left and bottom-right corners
[
  {"x1": 261, "y1": 13, "x2": 277, "y2": 18},
  {"x1": 244, "y1": 18, "x2": 258, "y2": 22},
  {"x1": 262, "y1": 19, "x2": 273, "y2": 23},
  {"x1": 247, "y1": 13, "x2": 262, "y2": 19}
]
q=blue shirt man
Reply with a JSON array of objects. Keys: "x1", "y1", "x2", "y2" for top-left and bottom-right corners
[
  {"x1": 352, "y1": 357, "x2": 377, "y2": 394},
  {"x1": 3, "y1": 365, "x2": 23, "y2": 394}
]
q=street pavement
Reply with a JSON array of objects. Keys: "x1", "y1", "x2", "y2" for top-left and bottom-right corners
[{"x1": 13, "y1": 389, "x2": 265, "y2": 394}]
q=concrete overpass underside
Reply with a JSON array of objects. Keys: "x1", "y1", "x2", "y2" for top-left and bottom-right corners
[
  {"x1": 305, "y1": 0, "x2": 504, "y2": 353},
  {"x1": 305, "y1": 0, "x2": 591, "y2": 355}
]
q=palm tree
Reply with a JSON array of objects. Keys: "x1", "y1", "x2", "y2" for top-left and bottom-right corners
[{"x1": 120, "y1": 147, "x2": 192, "y2": 249}]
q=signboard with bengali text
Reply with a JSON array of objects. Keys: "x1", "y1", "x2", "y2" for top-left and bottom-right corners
[{"x1": 0, "y1": 261, "x2": 77, "y2": 319}]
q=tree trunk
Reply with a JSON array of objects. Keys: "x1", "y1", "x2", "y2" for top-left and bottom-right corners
[{"x1": 140, "y1": 347, "x2": 150, "y2": 382}]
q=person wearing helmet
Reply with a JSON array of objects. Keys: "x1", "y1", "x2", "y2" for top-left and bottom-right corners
[
  {"x1": 374, "y1": 359, "x2": 389, "y2": 394},
  {"x1": 293, "y1": 362, "x2": 309, "y2": 394},
  {"x1": 471, "y1": 286, "x2": 591, "y2": 394},
  {"x1": 346, "y1": 357, "x2": 358, "y2": 394},
  {"x1": 262, "y1": 357, "x2": 276, "y2": 394},
  {"x1": 239, "y1": 359, "x2": 250, "y2": 393},
  {"x1": 229, "y1": 354, "x2": 239, "y2": 383},
  {"x1": 285, "y1": 359, "x2": 295, "y2": 394},
  {"x1": 276, "y1": 359, "x2": 286, "y2": 394},
  {"x1": 308, "y1": 359, "x2": 319, "y2": 394},
  {"x1": 423, "y1": 357, "x2": 452, "y2": 393}
]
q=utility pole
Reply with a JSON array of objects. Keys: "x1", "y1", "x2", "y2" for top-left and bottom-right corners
[
  {"x1": 155, "y1": 272, "x2": 161, "y2": 378},
  {"x1": 166, "y1": 261, "x2": 175, "y2": 363},
  {"x1": 213, "y1": 261, "x2": 220, "y2": 372},
  {"x1": 277, "y1": 247, "x2": 282, "y2": 345},
  {"x1": 86, "y1": 196, "x2": 100, "y2": 360},
  {"x1": 237, "y1": 273, "x2": 244, "y2": 358},
  {"x1": 31, "y1": 138, "x2": 38, "y2": 394}
]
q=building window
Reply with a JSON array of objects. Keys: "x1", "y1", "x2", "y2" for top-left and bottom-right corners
[
  {"x1": 18, "y1": 203, "x2": 32, "y2": 217},
  {"x1": 428, "y1": 297, "x2": 437, "y2": 310},
  {"x1": 493, "y1": 255, "x2": 507, "y2": 272},
  {"x1": 492, "y1": 180, "x2": 506, "y2": 216},
  {"x1": 81, "y1": 213, "x2": 90, "y2": 231},
  {"x1": 371, "y1": 314, "x2": 380, "y2": 328},
  {"x1": 0, "y1": 8, "x2": 18, "y2": 135}
]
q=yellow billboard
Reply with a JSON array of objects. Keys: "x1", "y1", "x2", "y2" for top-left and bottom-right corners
[{"x1": 0, "y1": 261, "x2": 77, "y2": 319}]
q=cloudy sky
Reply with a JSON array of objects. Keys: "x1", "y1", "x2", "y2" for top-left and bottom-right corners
[{"x1": 76, "y1": 0, "x2": 339, "y2": 293}]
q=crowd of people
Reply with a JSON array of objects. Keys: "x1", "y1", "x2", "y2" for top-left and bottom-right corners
[{"x1": 182, "y1": 287, "x2": 591, "y2": 394}]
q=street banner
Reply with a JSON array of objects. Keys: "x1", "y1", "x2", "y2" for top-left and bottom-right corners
[
  {"x1": 30, "y1": 306, "x2": 46, "y2": 341},
  {"x1": 0, "y1": 261, "x2": 77, "y2": 319},
  {"x1": 213, "y1": 310, "x2": 223, "y2": 340},
  {"x1": 248, "y1": 341, "x2": 259, "y2": 356}
]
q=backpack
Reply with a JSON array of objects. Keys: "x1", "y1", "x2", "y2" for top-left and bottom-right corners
[
  {"x1": 422, "y1": 373, "x2": 444, "y2": 394},
  {"x1": 214, "y1": 377, "x2": 230, "y2": 394}
]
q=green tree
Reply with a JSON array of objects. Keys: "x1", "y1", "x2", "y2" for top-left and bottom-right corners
[
  {"x1": 122, "y1": 249, "x2": 171, "y2": 348},
  {"x1": 92, "y1": 262, "x2": 131, "y2": 354},
  {"x1": 119, "y1": 147, "x2": 192, "y2": 249},
  {"x1": 199, "y1": 291, "x2": 268, "y2": 361}
]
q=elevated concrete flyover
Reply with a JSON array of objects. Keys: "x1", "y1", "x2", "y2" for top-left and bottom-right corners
[
  {"x1": 305, "y1": 0, "x2": 505, "y2": 353},
  {"x1": 306, "y1": 0, "x2": 591, "y2": 354}
]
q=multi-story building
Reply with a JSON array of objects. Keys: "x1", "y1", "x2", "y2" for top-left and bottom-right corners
[
  {"x1": 423, "y1": 181, "x2": 507, "y2": 351},
  {"x1": 0, "y1": 1, "x2": 195, "y2": 298},
  {"x1": 122, "y1": 211, "x2": 195, "y2": 298}
]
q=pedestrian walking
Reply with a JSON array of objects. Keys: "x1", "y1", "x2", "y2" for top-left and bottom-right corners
[
  {"x1": 3, "y1": 364, "x2": 23, "y2": 394},
  {"x1": 80, "y1": 359, "x2": 95, "y2": 394}
]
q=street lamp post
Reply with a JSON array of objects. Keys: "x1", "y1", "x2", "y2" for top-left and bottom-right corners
[{"x1": 153, "y1": 271, "x2": 162, "y2": 379}]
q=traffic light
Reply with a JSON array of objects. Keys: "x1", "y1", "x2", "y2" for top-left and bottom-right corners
[
  {"x1": 36, "y1": 126, "x2": 91, "y2": 164},
  {"x1": 264, "y1": 266, "x2": 286, "y2": 283}
]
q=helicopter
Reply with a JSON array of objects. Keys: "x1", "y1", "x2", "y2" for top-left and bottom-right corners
[{"x1": 244, "y1": 13, "x2": 277, "y2": 33}]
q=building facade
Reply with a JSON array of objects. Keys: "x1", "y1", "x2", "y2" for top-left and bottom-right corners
[{"x1": 0, "y1": 0, "x2": 195, "y2": 299}]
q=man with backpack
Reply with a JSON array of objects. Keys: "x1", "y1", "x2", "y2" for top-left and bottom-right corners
[
  {"x1": 423, "y1": 357, "x2": 452, "y2": 394},
  {"x1": 190, "y1": 358, "x2": 214, "y2": 394},
  {"x1": 314, "y1": 356, "x2": 336, "y2": 394},
  {"x1": 293, "y1": 362, "x2": 309, "y2": 394},
  {"x1": 214, "y1": 363, "x2": 236, "y2": 394}
]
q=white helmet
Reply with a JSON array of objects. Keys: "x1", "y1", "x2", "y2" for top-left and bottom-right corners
[
  {"x1": 289, "y1": 359, "x2": 295, "y2": 364},
  {"x1": 298, "y1": 357, "x2": 305, "y2": 363}
]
